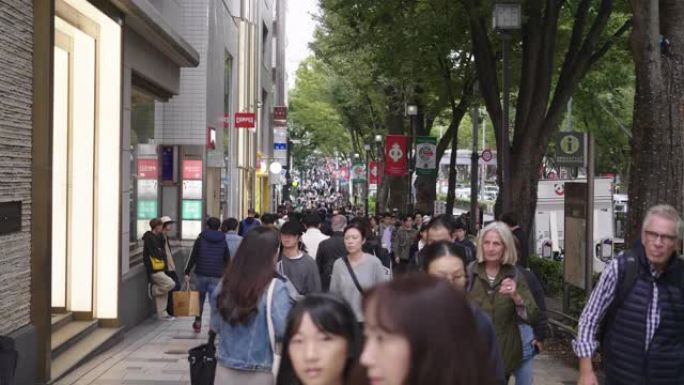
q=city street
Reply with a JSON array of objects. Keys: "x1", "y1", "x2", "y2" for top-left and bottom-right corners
[{"x1": 58, "y1": 307, "x2": 579, "y2": 385}]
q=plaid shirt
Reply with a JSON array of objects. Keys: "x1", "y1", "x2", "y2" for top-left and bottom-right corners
[{"x1": 572, "y1": 257, "x2": 661, "y2": 358}]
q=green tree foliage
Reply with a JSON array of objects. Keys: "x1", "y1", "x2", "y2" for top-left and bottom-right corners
[{"x1": 288, "y1": 57, "x2": 352, "y2": 170}]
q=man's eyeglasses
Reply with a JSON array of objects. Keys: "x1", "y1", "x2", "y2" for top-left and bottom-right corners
[{"x1": 644, "y1": 230, "x2": 677, "y2": 244}]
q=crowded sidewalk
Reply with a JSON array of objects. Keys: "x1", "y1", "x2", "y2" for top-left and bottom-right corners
[{"x1": 57, "y1": 305, "x2": 579, "y2": 385}]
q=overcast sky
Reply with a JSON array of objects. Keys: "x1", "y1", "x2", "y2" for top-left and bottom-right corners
[{"x1": 286, "y1": 0, "x2": 319, "y2": 90}]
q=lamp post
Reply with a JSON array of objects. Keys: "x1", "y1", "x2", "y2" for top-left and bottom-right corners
[
  {"x1": 353, "y1": 152, "x2": 360, "y2": 209},
  {"x1": 364, "y1": 144, "x2": 371, "y2": 217},
  {"x1": 493, "y1": 1, "x2": 521, "y2": 214},
  {"x1": 374, "y1": 134, "x2": 383, "y2": 216},
  {"x1": 406, "y1": 104, "x2": 418, "y2": 214}
]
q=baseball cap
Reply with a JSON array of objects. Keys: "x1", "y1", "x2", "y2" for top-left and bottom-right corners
[{"x1": 160, "y1": 216, "x2": 175, "y2": 225}]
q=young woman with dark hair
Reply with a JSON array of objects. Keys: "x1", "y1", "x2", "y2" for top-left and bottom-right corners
[
  {"x1": 277, "y1": 294, "x2": 363, "y2": 385},
  {"x1": 210, "y1": 226, "x2": 294, "y2": 384},
  {"x1": 421, "y1": 241, "x2": 506, "y2": 384},
  {"x1": 359, "y1": 275, "x2": 497, "y2": 385},
  {"x1": 329, "y1": 223, "x2": 389, "y2": 324}
]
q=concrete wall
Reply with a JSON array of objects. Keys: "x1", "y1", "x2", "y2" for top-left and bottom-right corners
[{"x1": 0, "y1": 0, "x2": 33, "y2": 337}]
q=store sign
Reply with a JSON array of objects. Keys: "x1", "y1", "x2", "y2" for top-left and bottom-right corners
[
  {"x1": 234, "y1": 112, "x2": 256, "y2": 128},
  {"x1": 137, "y1": 199, "x2": 158, "y2": 219},
  {"x1": 415, "y1": 136, "x2": 437, "y2": 176},
  {"x1": 182, "y1": 200, "x2": 203, "y2": 220},
  {"x1": 182, "y1": 180, "x2": 203, "y2": 200},
  {"x1": 273, "y1": 106, "x2": 288, "y2": 123},
  {"x1": 137, "y1": 179, "x2": 158, "y2": 199},
  {"x1": 384, "y1": 135, "x2": 408, "y2": 176},
  {"x1": 207, "y1": 126, "x2": 216, "y2": 150},
  {"x1": 161, "y1": 146, "x2": 174, "y2": 181},
  {"x1": 183, "y1": 160, "x2": 203, "y2": 180},
  {"x1": 137, "y1": 159, "x2": 158, "y2": 179}
]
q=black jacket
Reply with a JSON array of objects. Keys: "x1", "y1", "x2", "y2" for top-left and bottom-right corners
[
  {"x1": 142, "y1": 231, "x2": 167, "y2": 276},
  {"x1": 316, "y1": 232, "x2": 346, "y2": 291}
]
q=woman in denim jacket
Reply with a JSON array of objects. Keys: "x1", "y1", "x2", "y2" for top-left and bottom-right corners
[{"x1": 210, "y1": 226, "x2": 294, "y2": 384}]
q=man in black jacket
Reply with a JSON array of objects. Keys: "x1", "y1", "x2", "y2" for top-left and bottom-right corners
[
  {"x1": 316, "y1": 214, "x2": 347, "y2": 291},
  {"x1": 143, "y1": 218, "x2": 176, "y2": 321}
]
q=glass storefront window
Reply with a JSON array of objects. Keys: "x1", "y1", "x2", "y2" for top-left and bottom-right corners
[{"x1": 130, "y1": 87, "x2": 157, "y2": 251}]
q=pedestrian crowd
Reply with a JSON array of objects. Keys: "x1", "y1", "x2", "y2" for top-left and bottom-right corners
[{"x1": 140, "y1": 202, "x2": 684, "y2": 385}]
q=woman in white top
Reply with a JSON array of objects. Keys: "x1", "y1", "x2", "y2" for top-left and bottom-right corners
[{"x1": 329, "y1": 222, "x2": 389, "y2": 324}]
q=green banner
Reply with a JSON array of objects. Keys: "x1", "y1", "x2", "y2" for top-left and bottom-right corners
[
  {"x1": 415, "y1": 136, "x2": 437, "y2": 176},
  {"x1": 182, "y1": 200, "x2": 203, "y2": 220},
  {"x1": 137, "y1": 200, "x2": 158, "y2": 219},
  {"x1": 351, "y1": 162, "x2": 366, "y2": 182}
]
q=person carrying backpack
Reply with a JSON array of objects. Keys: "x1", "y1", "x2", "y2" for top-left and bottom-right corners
[{"x1": 574, "y1": 204, "x2": 684, "y2": 385}]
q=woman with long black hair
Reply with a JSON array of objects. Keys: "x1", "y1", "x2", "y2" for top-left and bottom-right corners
[
  {"x1": 210, "y1": 226, "x2": 294, "y2": 384},
  {"x1": 277, "y1": 294, "x2": 363, "y2": 385}
]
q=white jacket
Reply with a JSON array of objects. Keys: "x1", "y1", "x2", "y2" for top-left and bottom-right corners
[{"x1": 301, "y1": 228, "x2": 329, "y2": 260}]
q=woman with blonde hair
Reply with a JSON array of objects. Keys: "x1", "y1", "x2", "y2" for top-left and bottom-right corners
[{"x1": 467, "y1": 221, "x2": 538, "y2": 382}]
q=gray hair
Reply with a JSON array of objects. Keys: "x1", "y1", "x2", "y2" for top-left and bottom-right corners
[
  {"x1": 476, "y1": 221, "x2": 518, "y2": 266},
  {"x1": 642, "y1": 204, "x2": 683, "y2": 240},
  {"x1": 331, "y1": 214, "x2": 348, "y2": 232}
]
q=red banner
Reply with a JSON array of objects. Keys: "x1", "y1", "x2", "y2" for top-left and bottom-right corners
[
  {"x1": 339, "y1": 166, "x2": 349, "y2": 182},
  {"x1": 369, "y1": 160, "x2": 381, "y2": 185},
  {"x1": 234, "y1": 112, "x2": 256, "y2": 128},
  {"x1": 384, "y1": 135, "x2": 408, "y2": 176}
]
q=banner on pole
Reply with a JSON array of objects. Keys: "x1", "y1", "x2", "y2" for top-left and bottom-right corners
[
  {"x1": 339, "y1": 166, "x2": 349, "y2": 185},
  {"x1": 384, "y1": 135, "x2": 408, "y2": 176},
  {"x1": 352, "y1": 162, "x2": 366, "y2": 184},
  {"x1": 415, "y1": 136, "x2": 437, "y2": 175},
  {"x1": 369, "y1": 160, "x2": 381, "y2": 185}
]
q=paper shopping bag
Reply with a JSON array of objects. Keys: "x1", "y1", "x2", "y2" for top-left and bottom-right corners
[{"x1": 173, "y1": 288, "x2": 200, "y2": 317}]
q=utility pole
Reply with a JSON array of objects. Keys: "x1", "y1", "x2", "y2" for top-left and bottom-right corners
[{"x1": 470, "y1": 108, "x2": 480, "y2": 234}]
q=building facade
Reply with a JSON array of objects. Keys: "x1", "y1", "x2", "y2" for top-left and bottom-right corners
[{"x1": 0, "y1": 0, "x2": 286, "y2": 383}]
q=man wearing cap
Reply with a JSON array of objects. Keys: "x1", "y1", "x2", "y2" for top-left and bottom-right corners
[
  {"x1": 160, "y1": 216, "x2": 181, "y2": 316},
  {"x1": 143, "y1": 218, "x2": 176, "y2": 321}
]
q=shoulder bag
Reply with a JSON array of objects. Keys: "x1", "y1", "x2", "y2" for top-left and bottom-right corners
[{"x1": 342, "y1": 256, "x2": 364, "y2": 294}]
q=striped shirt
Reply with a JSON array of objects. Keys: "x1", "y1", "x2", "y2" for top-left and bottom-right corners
[{"x1": 572, "y1": 256, "x2": 661, "y2": 358}]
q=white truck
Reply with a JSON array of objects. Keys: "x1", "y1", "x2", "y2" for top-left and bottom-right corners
[{"x1": 534, "y1": 178, "x2": 616, "y2": 273}]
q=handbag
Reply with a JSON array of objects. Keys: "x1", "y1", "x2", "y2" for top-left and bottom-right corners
[
  {"x1": 266, "y1": 279, "x2": 282, "y2": 377},
  {"x1": 150, "y1": 255, "x2": 165, "y2": 271},
  {"x1": 188, "y1": 331, "x2": 217, "y2": 385},
  {"x1": 173, "y1": 283, "x2": 201, "y2": 317}
]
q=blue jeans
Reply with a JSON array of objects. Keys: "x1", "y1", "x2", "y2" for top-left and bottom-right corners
[
  {"x1": 513, "y1": 323, "x2": 536, "y2": 385},
  {"x1": 195, "y1": 274, "x2": 220, "y2": 321}
]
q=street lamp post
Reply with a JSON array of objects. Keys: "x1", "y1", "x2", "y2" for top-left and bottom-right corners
[
  {"x1": 374, "y1": 134, "x2": 383, "y2": 216},
  {"x1": 353, "y1": 152, "x2": 360, "y2": 209},
  {"x1": 493, "y1": 2, "x2": 521, "y2": 214},
  {"x1": 406, "y1": 104, "x2": 418, "y2": 214}
]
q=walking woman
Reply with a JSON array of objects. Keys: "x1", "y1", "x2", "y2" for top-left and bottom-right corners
[
  {"x1": 329, "y1": 222, "x2": 389, "y2": 324},
  {"x1": 466, "y1": 221, "x2": 538, "y2": 381},
  {"x1": 210, "y1": 227, "x2": 294, "y2": 384},
  {"x1": 421, "y1": 241, "x2": 506, "y2": 384},
  {"x1": 359, "y1": 275, "x2": 497, "y2": 385},
  {"x1": 277, "y1": 294, "x2": 363, "y2": 385}
]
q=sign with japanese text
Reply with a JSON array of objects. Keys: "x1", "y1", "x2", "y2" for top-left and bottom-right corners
[
  {"x1": 234, "y1": 112, "x2": 256, "y2": 128},
  {"x1": 415, "y1": 136, "x2": 437, "y2": 176},
  {"x1": 273, "y1": 106, "x2": 288, "y2": 122},
  {"x1": 182, "y1": 200, "x2": 203, "y2": 220},
  {"x1": 137, "y1": 199, "x2": 158, "y2": 219},
  {"x1": 137, "y1": 159, "x2": 158, "y2": 179},
  {"x1": 182, "y1": 180, "x2": 203, "y2": 200},
  {"x1": 384, "y1": 135, "x2": 408, "y2": 176},
  {"x1": 183, "y1": 160, "x2": 203, "y2": 180}
]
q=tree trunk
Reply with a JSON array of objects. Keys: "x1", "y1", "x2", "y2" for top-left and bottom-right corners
[{"x1": 626, "y1": 0, "x2": 684, "y2": 243}]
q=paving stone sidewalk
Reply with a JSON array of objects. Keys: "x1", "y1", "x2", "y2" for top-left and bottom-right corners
[{"x1": 59, "y1": 309, "x2": 579, "y2": 385}]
